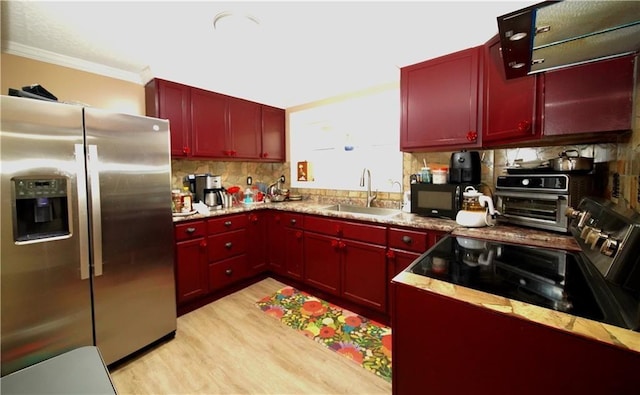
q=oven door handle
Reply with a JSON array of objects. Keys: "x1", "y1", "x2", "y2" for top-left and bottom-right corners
[{"x1": 496, "y1": 190, "x2": 567, "y2": 201}]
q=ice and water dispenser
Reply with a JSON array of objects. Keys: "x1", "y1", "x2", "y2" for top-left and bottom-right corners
[{"x1": 12, "y1": 177, "x2": 70, "y2": 242}]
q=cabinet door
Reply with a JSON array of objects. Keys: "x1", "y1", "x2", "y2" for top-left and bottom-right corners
[
  {"x1": 247, "y1": 213, "x2": 267, "y2": 275},
  {"x1": 175, "y1": 237, "x2": 208, "y2": 304},
  {"x1": 387, "y1": 249, "x2": 421, "y2": 284},
  {"x1": 483, "y1": 35, "x2": 539, "y2": 145},
  {"x1": 267, "y1": 212, "x2": 286, "y2": 275},
  {"x1": 542, "y1": 55, "x2": 635, "y2": 136},
  {"x1": 261, "y1": 106, "x2": 286, "y2": 161},
  {"x1": 401, "y1": 46, "x2": 482, "y2": 150},
  {"x1": 342, "y1": 239, "x2": 387, "y2": 312},
  {"x1": 191, "y1": 88, "x2": 228, "y2": 158},
  {"x1": 146, "y1": 79, "x2": 191, "y2": 157},
  {"x1": 284, "y1": 227, "x2": 304, "y2": 280},
  {"x1": 303, "y1": 232, "x2": 341, "y2": 296},
  {"x1": 228, "y1": 97, "x2": 261, "y2": 159}
]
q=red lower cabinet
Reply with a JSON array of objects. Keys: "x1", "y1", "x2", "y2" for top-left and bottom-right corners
[
  {"x1": 341, "y1": 239, "x2": 387, "y2": 312},
  {"x1": 284, "y1": 227, "x2": 304, "y2": 280},
  {"x1": 174, "y1": 214, "x2": 257, "y2": 313},
  {"x1": 304, "y1": 215, "x2": 388, "y2": 312},
  {"x1": 246, "y1": 212, "x2": 268, "y2": 275},
  {"x1": 392, "y1": 281, "x2": 640, "y2": 395},
  {"x1": 207, "y1": 215, "x2": 249, "y2": 291},
  {"x1": 303, "y1": 231, "x2": 341, "y2": 296},
  {"x1": 267, "y1": 212, "x2": 286, "y2": 275},
  {"x1": 175, "y1": 237, "x2": 209, "y2": 304},
  {"x1": 174, "y1": 220, "x2": 209, "y2": 304}
]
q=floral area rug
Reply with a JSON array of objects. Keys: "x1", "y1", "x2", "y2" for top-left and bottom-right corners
[{"x1": 256, "y1": 286, "x2": 392, "y2": 382}]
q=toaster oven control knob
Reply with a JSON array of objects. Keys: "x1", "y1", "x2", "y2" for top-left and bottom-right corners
[
  {"x1": 600, "y1": 238, "x2": 619, "y2": 257},
  {"x1": 565, "y1": 207, "x2": 580, "y2": 219}
]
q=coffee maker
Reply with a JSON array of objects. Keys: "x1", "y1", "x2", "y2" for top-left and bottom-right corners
[{"x1": 186, "y1": 174, "x2": 225, "y2": 207}]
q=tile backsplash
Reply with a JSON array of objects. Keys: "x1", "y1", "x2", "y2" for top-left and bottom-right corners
[
  {"x1": 172, "y1": 134, "x2": 638, "y2": 213},
  {"x1": 171, "y1": 159, "x2": 290, "y2": 194}
]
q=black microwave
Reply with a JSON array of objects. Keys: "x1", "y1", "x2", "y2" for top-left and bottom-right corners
[{"x1": 410, "y1": 183, "x2": 470, "y2": 219}]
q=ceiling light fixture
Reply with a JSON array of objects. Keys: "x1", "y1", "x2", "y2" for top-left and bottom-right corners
[{"x1": 213, "y1": 11, "x2": 260, "y2": 32}]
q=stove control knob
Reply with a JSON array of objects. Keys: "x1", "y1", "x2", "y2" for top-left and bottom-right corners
[
  {"x1": 580, "y1": 225, "x2": 595, "y2": 240},
  {"x1": 584, "y1": 228, "x2": 604, "y2": 249},
  {"x1": 567, "y1": 208, "x2": 591, "y2": 229},
  {"x1": 600, "y1": 238, "x2": 619, "y2": 257}
]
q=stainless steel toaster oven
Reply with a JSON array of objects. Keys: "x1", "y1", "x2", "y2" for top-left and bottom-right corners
[{"x1": 495, "y1": 174, "x2": 595, "y2": 233}]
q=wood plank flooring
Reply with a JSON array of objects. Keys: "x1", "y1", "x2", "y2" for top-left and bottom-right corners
[{"x1": 109, "y1": 277, "x2": 392, "y2": 394}]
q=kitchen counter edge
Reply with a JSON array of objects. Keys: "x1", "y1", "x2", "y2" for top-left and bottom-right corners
[{"x1": 171, "y1": 201, "x2": 580, "y2": 250}]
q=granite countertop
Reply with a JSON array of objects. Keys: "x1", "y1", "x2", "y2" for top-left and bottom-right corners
[{"x1": 172, "y1": 200, "x2": 640, "y2": 352}]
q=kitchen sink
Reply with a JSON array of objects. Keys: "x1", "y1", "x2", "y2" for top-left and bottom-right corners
[{"x1": 321, "y1": 204, "x2": 402, "y2": 218}]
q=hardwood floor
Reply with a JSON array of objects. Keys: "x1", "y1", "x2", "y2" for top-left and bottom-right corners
[{"x1": 110, "y1": 277, "x2": 392, "y2": 394}]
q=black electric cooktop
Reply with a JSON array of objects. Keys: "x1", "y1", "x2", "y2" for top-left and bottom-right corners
[{"x1": 407, "y1": 235, "x2": 627, "y2": 328}]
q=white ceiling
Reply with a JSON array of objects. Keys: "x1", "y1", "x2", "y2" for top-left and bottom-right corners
[{"x1": 1, "y1": 1, "x2": 537, "y2": 108}]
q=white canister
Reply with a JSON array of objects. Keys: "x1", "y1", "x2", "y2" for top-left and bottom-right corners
[{"x1": 432, "y1": 168, "x2": 448, "y2": 184}]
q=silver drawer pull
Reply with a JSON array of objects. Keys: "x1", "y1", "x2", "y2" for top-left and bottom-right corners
[
  {"x1": 225, "y1": 242, "x2": 233, "y2": 249},
  {"x1": 402, "y1": 235, "x2": 413, "y2": 244}
]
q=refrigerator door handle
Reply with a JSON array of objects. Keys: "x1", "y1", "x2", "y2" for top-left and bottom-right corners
[
  {"x1": 88, "y1": 144, "x2": 103, "y2": 277},
  {"x1": 75, "y1": 144, "x2": 91, "y2": 280}
]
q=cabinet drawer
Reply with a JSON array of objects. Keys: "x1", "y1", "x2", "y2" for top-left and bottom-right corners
[
  {"x1": 388, "y1": 227, "x2": 429, "y2": 253},
  {"x1": 341, "y1": 221, "x2": 386, "y2": 244},
  {"x1": 305, "y1": 215, "x2": 386, "y2": 244},
  {"x1": 208, "y1": 229, "x2": 247, "y2": 262},
  {"x1": 209, "y1": 255, "x2": 248, "y2": 291},
  {"x1": 282, "y1": 212, "x2": 304, "y2": 228},
  {"x1": 174, "y1": 220, "x2": 206, "y2": 241},
  {"x1": 304, "y1": 215, "x2": 341, "y2": 235},
  {"x1": 207, "y1": 214, "x2": 248, "y2": 234}
]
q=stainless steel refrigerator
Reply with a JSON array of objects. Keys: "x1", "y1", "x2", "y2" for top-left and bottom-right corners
[{"x1": 1, "y1": 95, "x2": 177, "y2": 376}]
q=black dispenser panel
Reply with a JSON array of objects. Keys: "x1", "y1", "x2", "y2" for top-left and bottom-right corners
[{"x1": 13, "y1": 177, "x2": 70, "y2": 242}]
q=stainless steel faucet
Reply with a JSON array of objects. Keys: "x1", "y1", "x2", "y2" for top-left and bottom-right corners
[{"x1": 360, "y1": 168, "x2": 377, "y2": 207}]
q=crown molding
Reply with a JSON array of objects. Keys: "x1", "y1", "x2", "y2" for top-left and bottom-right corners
[{"x1": 2, "y1": 41, "x2": 145, "y2": 84}]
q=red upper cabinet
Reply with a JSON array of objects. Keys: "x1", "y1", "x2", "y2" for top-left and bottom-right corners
[
  {"x1": 541, "y1": 55, "x2": 635, "y2": 137},
  {"x1": 228, "y1": 97, "x2": 262, "y2": 159},
  {"x1": 483, "y1": 34, "x2": 540, "y2": 145},
  {"x1": 401, "y1": 46, "x2": 483, "y2": 151},
  {"x1": 191, "y1": 87, "x2": 227, "y2": 158},
  {"x1": 145, "y1": 78, "x2": 285, "y2": 162},
  {"x1": 261, "y1": 105, "x2": 286, "y2": 162},
  {"x1": 145, "y1": 79, "x2": 192, "y2": 157}
]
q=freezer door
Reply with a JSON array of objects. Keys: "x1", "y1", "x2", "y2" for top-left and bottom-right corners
[
  {"x1": 83, "y1": 108, "x2": 176, "y2": 365},
  {"x1": 0, "y1": 96, "x2": 93, "y2": 376}
]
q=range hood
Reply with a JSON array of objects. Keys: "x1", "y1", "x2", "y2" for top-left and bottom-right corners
[{"x1": 497, "y1": 0, "x2": 640, "y2": 79}]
